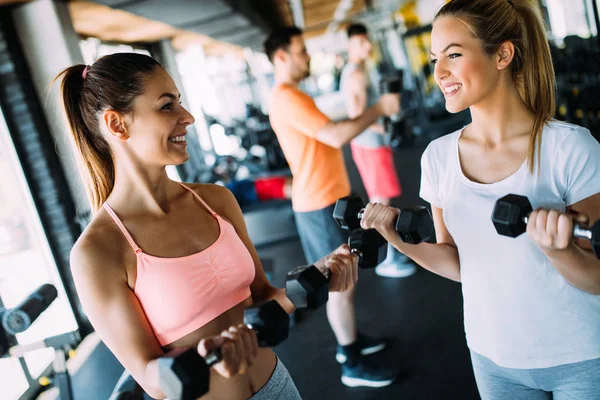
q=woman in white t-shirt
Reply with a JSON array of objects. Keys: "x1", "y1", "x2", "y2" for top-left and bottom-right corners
[{"x1": 361, "y1": 0, "x2": 600, "y2": 399}]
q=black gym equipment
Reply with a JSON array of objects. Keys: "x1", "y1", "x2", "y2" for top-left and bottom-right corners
[
  {"x1": 492, "y1": 194, "x2": 600, "y2": 258},
  {"x1": 380, "y1": 76, "x2": 408, "y2": 141},
  {"x1": 348, "y1": 228, "x2": 388, "y2": 269},
  {"x1": 333, "y1": 194, "x2": 434, "y2": 244},
  {"x1": 285, "y1": 243, "x2": 367, "y2": 309},
  {"x1": 108, "y1": 371, "x2": 144, "y2": 400},
  {"x1": 157, "y1": 300, "x2": 290, "y2": 400},
  {"x1": 9, "y1": 332, "x2": 81, "y2": 400},
  {"x1": 1, "y1": 283, "x2": 57, "y2": 335},
  {"x1": 285, "y1": 265, "x2": 330, "y2": 310},
  {"x1": 1, "y1": 284, "x2": 82, "y2": 400}
]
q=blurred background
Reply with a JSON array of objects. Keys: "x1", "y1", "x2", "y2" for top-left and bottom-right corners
[{"x1": 0, "y1": 0, "x2": 598, "y2": 399}]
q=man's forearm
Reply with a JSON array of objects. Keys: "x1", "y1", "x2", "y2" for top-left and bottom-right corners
[{"x1": 316, "y1": 103, "x2": 382, "y2": 148}]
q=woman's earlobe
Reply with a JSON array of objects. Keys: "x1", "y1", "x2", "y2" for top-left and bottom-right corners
[
  {"x1": 497, "y1": 42, "x2": 515, "y2": 70},
  {"x1": 104, "y1": 110, "x2": 130, "y2": 141}
]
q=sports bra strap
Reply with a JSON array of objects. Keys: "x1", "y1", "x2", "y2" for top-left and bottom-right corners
[
  {"x1": 103, "y1": 203, "x2": 142, "y2": 254},
  {"x1": 178, "y1": 182, "x2": 218, "y2": 216}
]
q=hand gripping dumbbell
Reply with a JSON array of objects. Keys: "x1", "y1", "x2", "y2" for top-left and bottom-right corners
[
  {"x1": 330, "y1": 197, "x2": 388, "y2": 268},
  {"x1": 347, "y1": 227, "x2": 389, "y2": 269},
  {"x1": 380, "y1": 75, "x2": 403, "y2": 136},
  {"x1": 333, "y1": 195, "x2": 434, "y2": 244},
  {"x1": 158, "y1": 300, "x2": 289, "y2": 400},
  {"x1": 285, "y1": 235, "x2": 375, "y2": 309},
  {"x1": 286, "y1": 201, "x2": 392, "y2": 309},
  {"x1": 492, "y1": 194, "x2": 600, "y2": 258}
]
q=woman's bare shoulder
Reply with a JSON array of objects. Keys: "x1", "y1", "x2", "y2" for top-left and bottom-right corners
[
  {"x1": 70, "y1": 209, "x2": 131, "y2": 277},
  {"x1": 182, "y1": 182, "x2": 238, "y2": 217}
]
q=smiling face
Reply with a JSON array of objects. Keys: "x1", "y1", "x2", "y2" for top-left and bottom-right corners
[
  {"x1": 112, "y1": 67, "x2": 195, "y2": 167},
  {"x1": 430, "y1": 16, "x2": 504, "y2": 113}
]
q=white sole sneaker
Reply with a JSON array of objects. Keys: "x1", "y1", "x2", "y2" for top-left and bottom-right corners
[
  {"x1": 335, "y1": 342, "x2": 387, "y2": 363},
  {"x1": 341, "y1": 376, "x2": 395, "y2": 388},
  {"x1": 375, "y1": 262, "x2": 416, "y2": 278}
]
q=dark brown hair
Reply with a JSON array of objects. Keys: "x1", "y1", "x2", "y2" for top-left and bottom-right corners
[
  {"x1": 54, "y1": 53, "x2": 161, "y2": 211},
  {"x1": 264, "y1": 26, "x2": 303, "y2": 63}
]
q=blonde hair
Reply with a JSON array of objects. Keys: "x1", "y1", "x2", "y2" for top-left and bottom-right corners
[{"x1": 436, "y1": 0, "x2": 556, "y2": 173}]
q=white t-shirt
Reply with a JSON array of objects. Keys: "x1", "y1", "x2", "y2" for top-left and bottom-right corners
[{"x1": 420, "y1": 120, "x2": 600, "y2": 369}]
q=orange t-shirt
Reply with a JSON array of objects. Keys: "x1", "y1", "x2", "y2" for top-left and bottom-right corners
[{"x1": 269, "y1": 83, "x2": 351, "y2": 212}]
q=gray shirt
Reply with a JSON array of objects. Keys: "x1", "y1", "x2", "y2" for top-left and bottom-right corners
[{"x1": 340, "y1": 62, "x2": 389, "y2": 148}]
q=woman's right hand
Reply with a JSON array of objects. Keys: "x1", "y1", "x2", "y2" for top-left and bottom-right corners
[
  {"x1": 360, "y1": 202, "x2": 400, "y2": 242},
  {"x1": 197, "y1": 324, "x2": 259, "y2": 378}
]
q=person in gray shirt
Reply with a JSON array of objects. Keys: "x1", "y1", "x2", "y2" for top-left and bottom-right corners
[{"x1": 340, "y1": 23, "x2": 415, "y2": 278}]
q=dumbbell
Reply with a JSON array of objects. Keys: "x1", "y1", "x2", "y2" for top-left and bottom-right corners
[
  {"x1": 492, "y1": 194, "x2": 600, "y2": 258},
  {"x1": 286, "y1": 265, "x2": 330, "y2": 310},
  {"x1": 287, "y1": 212, "x2": 392, "y2": 310},
  {"x1": 159, "y1": 300, "x2": 289, "y2": 399},
  {"x1": 348, "y1": 228, "x2": 388, "y2": 269},
  {"x1": 333, "y1": 195, "x2": 434, "y2": 244},
  {"x1": 380, "y1": 76, "x2": 404, "y2": 137},
  {"x1": 285, "y1": 239, "x2": 372, "y2": 310}
]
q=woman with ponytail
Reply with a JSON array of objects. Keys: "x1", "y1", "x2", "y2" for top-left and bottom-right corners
[
  {"x1": 57, "y1": 53, "x2": 358, "y2": 399},
  {"x1": 360, "y1": 0, "x2": 600, "y2": 398}
]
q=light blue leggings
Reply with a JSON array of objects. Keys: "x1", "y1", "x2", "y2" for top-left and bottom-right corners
[{"x1": 471, "y1": 351, "x2": 600, "y2": 400}]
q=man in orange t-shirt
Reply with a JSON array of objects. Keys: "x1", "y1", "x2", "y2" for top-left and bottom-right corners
[{"x1": 264, "y1": 27, "x2": 400, "y2": 387}]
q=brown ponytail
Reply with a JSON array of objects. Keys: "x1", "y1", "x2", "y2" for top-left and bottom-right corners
[
  {"x1": 53, "y1": 53, "x2": 161, "y2": 212},
  {"x1": 435, "y1": 0, "x2": 556, "y2": 173}
]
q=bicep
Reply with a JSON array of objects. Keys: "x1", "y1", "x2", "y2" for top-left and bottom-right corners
[
  {"x1": 567, "y1": 192, "x2": 600, "y2": 251},
  {"x1": 431, "y1": 206, "x2": 456, "y2": 247},
  {"x1": 344, "y1": 74, "x2": 368, "y2": 118},
  {"x1": 70, "y1": 246, "x2": 163, "y2": 389}
]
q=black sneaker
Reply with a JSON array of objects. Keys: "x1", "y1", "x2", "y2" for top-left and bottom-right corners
[
  {"x1": 341, "y1": 360, "x2": 397, "y2": 388},
  {"x1": 335, "y1": 332, "x2": 387, "y2": 363}
]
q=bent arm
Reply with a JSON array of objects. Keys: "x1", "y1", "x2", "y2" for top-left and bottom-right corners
[
  {"x1": 385, "y1": 206, "x2": 461, "y2": 281},
  {"x1": 315, "y1": 105, "x2": 383, "y2": 149},
  {"x1": 343, "y1": 69, "x2": 385, "y2": 134},
  {"x1": 70, "y1": 239, "x2": 167, "y2": 399},
  {"x1": 544, "y1": 193, "x2": 600, "y2": 294}
]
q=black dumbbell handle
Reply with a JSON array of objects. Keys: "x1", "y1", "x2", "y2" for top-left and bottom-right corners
[
  {"x1": 288, "y1": 264, "x2": 331, "y2": 281},
  {"x1": 521, "y1": 215, "x2": 593, "y2": 241}
]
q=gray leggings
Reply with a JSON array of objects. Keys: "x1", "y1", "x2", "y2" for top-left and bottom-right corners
[
  {"x1": 471, "y1": 351, "x2": 600, "y2": 400},
  {"x1": 249, "y1": 357, "x2": 302, "y2": 399}
]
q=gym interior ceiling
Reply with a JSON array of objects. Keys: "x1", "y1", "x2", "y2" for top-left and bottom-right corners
[{"x1": 2, "y1": 0, "x2": 413, "y2": 54}]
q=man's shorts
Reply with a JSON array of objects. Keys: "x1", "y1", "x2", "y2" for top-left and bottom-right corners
[{"x1": 350, "y1": 143, "x2": 402, "y2": 199}]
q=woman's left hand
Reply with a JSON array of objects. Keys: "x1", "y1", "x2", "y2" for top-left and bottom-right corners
[{"x1": 526, "y1": 208, "x2": 588, "y2": 252}]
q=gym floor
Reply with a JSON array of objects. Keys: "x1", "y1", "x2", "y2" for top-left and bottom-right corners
[{"x1": 59, "y1": 140, "x2": 481, "y2": 400}]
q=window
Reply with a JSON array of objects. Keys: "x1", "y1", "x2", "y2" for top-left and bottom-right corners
[
  {"x1": 545, "y1": 0, "x2": 598, "y2": 40},
  {"x1": 0, "y1": 108, "x2": 78, "y2": 399}
]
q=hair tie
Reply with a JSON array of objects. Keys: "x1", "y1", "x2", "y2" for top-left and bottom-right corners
[
  {"x1": 507, "y1": 0, "x2": 514, "y2": 7},
  {"x1": 82, "y1": 65, "x2": 89, "y2": 79}
]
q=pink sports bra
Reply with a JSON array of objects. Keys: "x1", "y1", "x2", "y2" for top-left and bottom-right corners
[{"x1": 103, "y1": 183, "x2": 255, "y2": 346}]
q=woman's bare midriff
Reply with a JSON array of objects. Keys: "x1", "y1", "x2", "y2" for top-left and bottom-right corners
[
  {"x1": 102, "y1": 184, "x2": 281, "y2": 399},
  {"x1": 162, "y1": 297, "x2": 278, "y2": 400}
]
